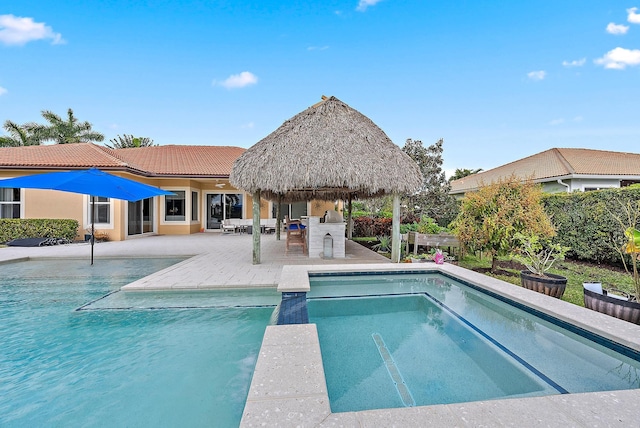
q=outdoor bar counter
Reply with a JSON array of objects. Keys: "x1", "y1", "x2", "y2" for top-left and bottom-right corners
[{"x1": 306, "y1": 216, "x2": 346, "y2": 258}]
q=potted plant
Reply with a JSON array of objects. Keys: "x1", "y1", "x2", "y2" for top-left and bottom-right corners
[
  {"x1": 371, "y1": 235, "x2": 391, "y2": 253},
  {"x1": 584, "y1": 200, "x2": 640, "y2": 324},
  {"x1": 512, "y1": 232, "x2": 569, "y2": 298}
]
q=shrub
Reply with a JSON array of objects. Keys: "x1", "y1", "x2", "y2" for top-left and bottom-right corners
[
  {"x1": 543, "y1": 187, "x2": 640, "y2": 265},
  {"x1": 0, "y1": 219, "x2": 79, "y2": 244},
  {"x1": 451, "y1": 175, "x2": 555, "y2": 271},
  {"x1": 400, "y1": 216, "x2": 449, "y2": 234},
  {"x1": 353, "y1": 216, "x2": 392, "y2": 237}
]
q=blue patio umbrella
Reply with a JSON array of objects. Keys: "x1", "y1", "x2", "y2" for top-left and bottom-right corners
[{"x1": 0, "y1": 168, "x2": 174, "y2": 264}]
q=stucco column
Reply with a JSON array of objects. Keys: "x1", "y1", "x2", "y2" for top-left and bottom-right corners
[
  {"x1": 253, "y1": 190, "x2": 261, "y2": 265},
  {"x1": 391, "y1": 193, "x2": 401, "y2": 263}
]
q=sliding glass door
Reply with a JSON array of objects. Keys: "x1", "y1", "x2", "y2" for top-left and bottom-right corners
[
  {"x1": 128, "y1": 197, "x2": 154, "y2": 236},
  {"x1": 206, "y1": 193, "x2": 243, "y2": 229}
]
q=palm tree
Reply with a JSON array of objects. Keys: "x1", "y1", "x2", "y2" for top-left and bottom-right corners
[
  {"x1": 106, "y1": 134, "x2": 155, "y2": 149},
  {"x1": 0, "y1": 120, "x2": 44, "y2": 147},
  {"x1": 32, "y1": 108, "x2": 105, "y2": 144}
]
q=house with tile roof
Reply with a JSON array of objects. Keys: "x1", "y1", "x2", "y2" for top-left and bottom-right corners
[
  {"x1": 450, "y1": 148, "x2": 640, "y2": 196},
  {"x1": 0, "y1": 143, "x2": 335, "y2": 241}
]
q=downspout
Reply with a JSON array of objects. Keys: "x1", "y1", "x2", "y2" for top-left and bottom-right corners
[{"x1": 557, "y1": 179, "x2": 570, "y2": 192}]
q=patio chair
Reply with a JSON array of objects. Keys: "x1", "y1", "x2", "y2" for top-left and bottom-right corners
[
  {"x1": 221, "y1": 219, "x2": 237, "y2": 234},
  {"x1": 286, "y1": 220, "x2": 307, "y2": 255}
]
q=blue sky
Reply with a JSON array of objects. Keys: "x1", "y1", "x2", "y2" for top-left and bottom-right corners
[{"x1": 1, "y1": 1, "x2": 640, "y2": 175}]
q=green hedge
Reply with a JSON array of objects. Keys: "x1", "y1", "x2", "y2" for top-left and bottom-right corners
[
  {"x1": 543, "y1": 188, "x2": 640, "y2": 265},
  {"x1": 0, "y1": 219, "x2": 79, "y2": 244}
]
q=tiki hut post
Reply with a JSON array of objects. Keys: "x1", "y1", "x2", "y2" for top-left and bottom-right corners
[
  {"x1": 347, "y1": 195, "x2": 353, "y2": 239},
  {"x1": 252, "y1": 190, "x2": 261, "y2": 264},
  {"x1": 391, "y1": 193, "x2": 401, "y2": 263},
  {"x1": 276, "y1": 196, "x2": 282, "y2": 241}
]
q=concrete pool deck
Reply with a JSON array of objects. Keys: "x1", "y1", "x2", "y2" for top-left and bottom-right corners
[
  {"x1": 0, "y1": 233, "x2": 390, "y2": 289},
  {"x1": 3, "y1": 234, "x2": 640, "y2": 426}
]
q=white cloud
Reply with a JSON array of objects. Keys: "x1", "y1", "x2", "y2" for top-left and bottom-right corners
[
  {"x1": 573, "y1": 116, "x2": 583, "y2": 122},
  {"x1": 307, "y1": 45, "x2": 329, "y2": 51},
  {"x1": 527, "y1": 70, "x2": 546, "y2": 81},
  {"x1": 356, "y1": 0, "x2": 383, "y2": 12},
  {"x1": 606, "y1": 22, "x2": 629, "y2": 35},
  {"x1": 594, "y1": 47, "x2": 640, "y2": 69},
  {"x1": 549, "y1": 118, "x2": 565, "y2": 126},
  {"x1": 0, "y1": 14, "x2": 64, "y2": 46},
  {"x1": 242, "y1": 122, "x2": 255, "y2": 129},
  {"x1": 0, "y1": 86, "x2": 7, "y2": 96},
  {"x1": 214, "y1": 71, "x2": 258, "y2": 89},
  {"x1": 628, "y1": 7, "x2": 640, "y2": 24},
  {"x1": 562, "y1": 58, "x2": 586, "y2": 67}
]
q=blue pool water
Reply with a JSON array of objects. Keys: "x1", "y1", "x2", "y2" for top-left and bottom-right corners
[
  {"x1": 308, "y1": 272, "x2": 640, "y2": 413},
  {"x1": 0, "y1": 259, "x2": 277, "y2": 427}
]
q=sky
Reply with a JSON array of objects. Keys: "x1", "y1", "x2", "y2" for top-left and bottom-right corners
[{"x1": 1, "y1": 1, "x2": 640, "y2": 176}]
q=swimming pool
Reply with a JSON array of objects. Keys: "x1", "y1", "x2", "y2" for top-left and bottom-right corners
[
  {"x1": 1, "y1": 259, "x2": 278, "y2": 427},
  {"x1": 308, "y1": 272, "x2": 640, "y2": 413}
]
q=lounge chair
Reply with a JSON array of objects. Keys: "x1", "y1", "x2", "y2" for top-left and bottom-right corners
[{"x1": 221, "y1": 219, "x2": 237, "y2": 234}]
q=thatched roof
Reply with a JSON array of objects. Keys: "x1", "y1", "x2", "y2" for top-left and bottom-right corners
[{"x1": 230, "y1": 96, "x2": 422, "y2": 201}]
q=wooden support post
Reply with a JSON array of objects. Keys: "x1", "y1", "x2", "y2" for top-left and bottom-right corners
[
  {"x1": 347, "y1": 195, "x2": 353, "y2": 239},
  {"x1": 252, "y1": 190, "x2": 261, "y2": 265},
  {"x1": 391, "y1": 193, "x2": 401, "y2": 263},
  {"x1": 276, "y1": 196, "x2": 282, "y2": 241}
]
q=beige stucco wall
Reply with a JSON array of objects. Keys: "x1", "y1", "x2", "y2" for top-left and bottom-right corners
[
  {"x1": 3, "y1": 170, "x2": 348, "y2": 240},
  {"x1": 310, "y1": 200, "x2": 338, "y2": 217}
]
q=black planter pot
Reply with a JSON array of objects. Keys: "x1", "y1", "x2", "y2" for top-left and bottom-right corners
[
  {"x1": 583, "y1": 288, "x2": 640, "y2": 325},
  {"x1": 520, "y1": 271, "x2": 567, "y2": 298}
]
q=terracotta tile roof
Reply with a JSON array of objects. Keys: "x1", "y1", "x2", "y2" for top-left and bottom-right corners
[
  {"x1": 450, "y1": 148, "x2": 640, "y2": 194},
  {"x1": 110, "y1": 145, "x2": 245, "y2": 176},
  {"x1": 0, "y1": 143, "x2": 245, "y2": 177},
  {"x1": 0, "y1": 143, "x2": 127, "y2": 169}
]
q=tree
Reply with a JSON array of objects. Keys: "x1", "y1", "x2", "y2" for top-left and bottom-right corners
[
  {"x1": 30, "y1": 108, "x2": 104, "y2": 144},
  {"x1": 451, "y1": 175, "x2": 555, "y2": 272},
  {"x1": 402, "y1": 138, "x2": 458, "y2": 226},
  {"x1": 0, "y1": 120, "x2": 44, "y2": 147},
  {"x1": 449, "y1": 168, "x2": 483, "y2": 182},
  {"x1": 105, "y1": 134, "x2": 155, "y2": 149}
]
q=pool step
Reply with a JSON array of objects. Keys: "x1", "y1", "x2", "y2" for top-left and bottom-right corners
[{"x1": 372, "y1": 333, "x2": 416, "y2": 407}]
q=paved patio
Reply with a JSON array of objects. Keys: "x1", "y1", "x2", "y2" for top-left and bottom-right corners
[{"x1": 0, "y1": 232, "x2": 390, "y2": 289}]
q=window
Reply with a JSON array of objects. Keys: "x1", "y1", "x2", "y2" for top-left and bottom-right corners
[
  {"x1": 191, "y1": 191, "x2": 199, "y2": 221},
  {"x1": 165, "y1": 191, "x2": 186, "y2": 221},
  {"x1": 272, "y1": 201, "x2": 308, "y2": 219},
  {"x1": 0, "y1": 188, "x2": 20, "y2": 219},
  {"x1": 89, "y1": 196, "x2": 111, "y2": 224}
]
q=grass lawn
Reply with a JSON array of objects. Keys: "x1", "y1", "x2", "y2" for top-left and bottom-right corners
[{"x1": 457, "y1": 255, "x2": 636, "y2": 307}]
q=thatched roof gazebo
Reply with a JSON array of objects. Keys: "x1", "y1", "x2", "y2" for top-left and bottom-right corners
[{"x1": 230, "y1": 96, "x2": 422, "y2": 264}]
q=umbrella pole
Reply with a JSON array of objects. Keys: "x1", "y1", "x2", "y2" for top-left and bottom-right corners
[{"x1": 91, "y1": 195, "x2": 95, "y2": 265}]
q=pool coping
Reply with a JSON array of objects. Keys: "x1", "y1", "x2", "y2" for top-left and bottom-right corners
[{"x1": 240, "y1": 263, "x2": 640, "y2": 427}]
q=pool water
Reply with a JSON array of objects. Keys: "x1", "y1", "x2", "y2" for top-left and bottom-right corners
[
  {"x1": 308, "y1": 272, "x2": 640, "y2": 413},
  {"x1": 0, "y1": 259, "x2": 276, "y2": 427}
]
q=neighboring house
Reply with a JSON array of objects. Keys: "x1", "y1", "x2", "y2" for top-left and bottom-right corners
[
  {"x1": 450, "y1": 148, "x2": 640, "y2": 196},
  {"x1": 0, "y1": 143, "x2": 335, "y2": 241}
]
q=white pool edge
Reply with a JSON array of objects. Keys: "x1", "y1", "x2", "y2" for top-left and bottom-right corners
[{"x1": 240, "y1": 263, "x2": 640, "y2": 427}]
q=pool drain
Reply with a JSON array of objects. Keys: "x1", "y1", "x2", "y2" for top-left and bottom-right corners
[{"x1": 372, "y1": 333, "x2": 416, "y2": 407}]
